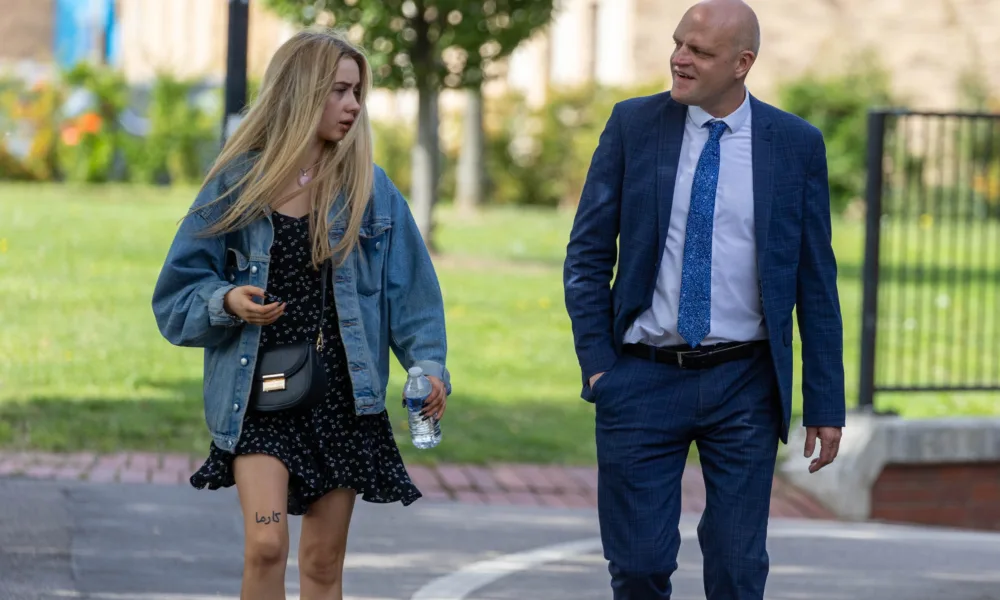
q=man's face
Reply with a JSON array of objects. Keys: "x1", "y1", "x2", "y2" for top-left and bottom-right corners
[{"x1": 669, "y1": 9, "x2": 742, "y2": 108}]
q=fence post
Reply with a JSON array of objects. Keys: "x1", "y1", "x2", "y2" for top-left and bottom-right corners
[
  {"x1": 222, "y1": 0, "x2": 250, "y2": 144},
  {"x1": 857, "y1": 110, "x2": 886, "y2": 412}
]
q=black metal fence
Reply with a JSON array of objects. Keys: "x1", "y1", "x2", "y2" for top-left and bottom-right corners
[{"x1": 859, "y1": 109, "x2": 1000, "y2": 410}]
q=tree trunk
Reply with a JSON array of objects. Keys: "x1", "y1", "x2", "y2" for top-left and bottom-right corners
[
  {"x1": 456, "y1": 87, "x2": 485, "y2": 216},
  {"x1": 410, "y1": 83, "x2": 440, "y2": 250}
]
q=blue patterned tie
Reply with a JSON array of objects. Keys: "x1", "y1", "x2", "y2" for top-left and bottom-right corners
[{"x1": 677, "y1": 120, "x2": 728, "y2": 348}]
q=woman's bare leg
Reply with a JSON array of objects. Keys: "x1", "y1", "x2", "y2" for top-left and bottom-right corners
[
  {"x1": 297, "y1": 488, "x2": 358, "y2": 600},
  {"x1": 234, "y1": 454, "x2": 290, "y2": 600}
]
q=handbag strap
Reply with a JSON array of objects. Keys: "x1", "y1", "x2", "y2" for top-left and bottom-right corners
[{"x1": 315, "y1": 260, "x2": 329, "y2": 351}]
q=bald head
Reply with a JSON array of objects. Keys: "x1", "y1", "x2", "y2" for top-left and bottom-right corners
[
  {"x1": 686, "y1": 0, "x2": 761, "y2": 56},
  {"x1": 670, "y1": 0, "x2": 760, "y2": 115}
]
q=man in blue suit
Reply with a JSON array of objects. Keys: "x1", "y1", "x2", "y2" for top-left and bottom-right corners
[{"x1": 563, "y1": 0, "x2": 845, "y2": 598}]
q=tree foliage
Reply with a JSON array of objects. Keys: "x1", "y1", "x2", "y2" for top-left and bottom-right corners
[{"x1": 263, "y1": 0, "x2": 554, "y2": 91}]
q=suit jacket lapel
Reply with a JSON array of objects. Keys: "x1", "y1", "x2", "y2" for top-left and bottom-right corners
[
  {"x1": 750, "y1": 95, "x2": 774, "y2": 272},
  {"x1": 657, "y1": 97, "x2": 688, "y2": 256}
]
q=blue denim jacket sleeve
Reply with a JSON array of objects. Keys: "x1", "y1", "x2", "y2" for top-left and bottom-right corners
[
  {"x1": 151, "y1": 175, "x2": 241, "y2": 348},
  {"x1": 384, "y1": 181, "x2": 452, "y2": 394}
]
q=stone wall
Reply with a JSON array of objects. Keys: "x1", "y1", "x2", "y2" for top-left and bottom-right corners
[
  {"x1": 630, "y1": 0, "x2": 1000, "y2": 110},
  {"x1": 117, "y1": 0, "x2": 294, "y2": 83},
  {"x1": 0, "y1": 0, "x2": 54, "y2": 62}
]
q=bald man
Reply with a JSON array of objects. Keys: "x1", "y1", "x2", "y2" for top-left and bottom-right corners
[{"x1": 563, "y1": 1, "x2": 845, "y2": 598}]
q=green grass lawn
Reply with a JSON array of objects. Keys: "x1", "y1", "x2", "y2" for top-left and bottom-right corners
[{"x1": 1, "y1": 183, "x2": 998, "y2": 465}]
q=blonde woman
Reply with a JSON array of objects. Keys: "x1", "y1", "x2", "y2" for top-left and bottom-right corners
[{"x1": 151, "y1": 30, "x2": 450, "y2": 599}]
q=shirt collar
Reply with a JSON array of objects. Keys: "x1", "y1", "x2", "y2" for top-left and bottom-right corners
[{"x1": 687, "y1": 88, "x2": 751, "y2": 133}]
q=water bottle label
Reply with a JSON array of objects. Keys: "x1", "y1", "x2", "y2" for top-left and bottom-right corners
[{"x1": 406, "y1": 394, "x2": 428, "y2": 412}]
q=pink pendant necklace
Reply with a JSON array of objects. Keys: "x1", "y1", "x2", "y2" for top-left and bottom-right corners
[
  {"x1": 297, "y1": 161, "x2": 320, "y2": 187},
  {"x1": 297, "y1": 168, "x2": 313, "y2": 187}
]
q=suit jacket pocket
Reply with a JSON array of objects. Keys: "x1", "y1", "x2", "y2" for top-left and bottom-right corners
[{"x1": 588, "y1": 357, "x2": 620, "y2": 401}]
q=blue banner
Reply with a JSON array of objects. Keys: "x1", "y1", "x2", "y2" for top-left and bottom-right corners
[{"x1": 54, "y1": 0, "x2": 119, "y2": 69}]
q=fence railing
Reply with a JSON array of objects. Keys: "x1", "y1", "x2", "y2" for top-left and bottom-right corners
[{"x1": 858, "y1": 109, "x2": 1000, "y2": 410}]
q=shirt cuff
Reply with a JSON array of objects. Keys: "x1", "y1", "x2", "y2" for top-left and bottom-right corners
[{"x1": 208, "y1": 284, "x2": 243, "y2": 327}]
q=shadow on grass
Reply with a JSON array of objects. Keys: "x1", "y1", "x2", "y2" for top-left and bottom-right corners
[
  {"x1": 438, "y1": 258, "x2": 1000, "y2": 286},
  {"x1": 0, "y1": 379, "x2": 603, "y2": 466},
  {"x1": 0, "y1": 395, "x2": 210, "y2": 455},
  {"x1": 433, "y1": 251, "x2": 567, "y2": 273},
  {"x1": 838, "y1": 262, "x2": 1000, "y2": 286},
  {"x1": 2, "y1": 380, "x2": 783, "y2": 466}
]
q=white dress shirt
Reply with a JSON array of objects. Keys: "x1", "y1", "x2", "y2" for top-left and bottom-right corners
[{"x1": 624, "y1": 90, "x2": 766, "y2": 348}]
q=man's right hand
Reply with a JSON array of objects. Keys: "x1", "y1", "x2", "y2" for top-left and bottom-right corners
[
  {"x1": 223, "y1": 286, "x2": 286, "y2": 326},
  {"x1": 589, "y1": 372, "x2": 606, "y2": 388}
]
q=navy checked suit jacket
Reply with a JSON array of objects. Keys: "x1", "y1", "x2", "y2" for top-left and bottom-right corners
[{"x1": 563, "y1": 91, "x2": 846, "y2": 442}]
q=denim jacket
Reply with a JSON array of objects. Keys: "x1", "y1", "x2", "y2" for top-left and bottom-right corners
[{"x1": 151, "y1": 154, "x2": 451, "y2": 453}]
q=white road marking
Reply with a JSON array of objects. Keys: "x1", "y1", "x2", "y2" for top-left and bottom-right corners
[
  {"x1": 52, "y1": 592, "x2": 390, "y2": 600},
  {"x1": 410, "y1": 537, "x2": 605, "y2": 600},
  {"x1": 410, "y1": 525, "x2": 706, "y2": 600},
  {"x1": 53, "y1": 593, "x2": 239, "y2": 600},
  {"x1": 410, "y1": 518, "x2": 1000, "y2": 600}
]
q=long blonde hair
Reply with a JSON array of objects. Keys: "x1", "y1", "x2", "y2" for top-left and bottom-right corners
[{"x1": 198, "y1": 29, "x2": 375, "y2": 269}]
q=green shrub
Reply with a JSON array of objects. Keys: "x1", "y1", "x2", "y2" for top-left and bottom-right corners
[
  {"x1": 954, "y1": 69, "x2": 1000, "y2": 219},
  {"x1": 2, "y1": 65, "x2": 219, "y2": 185},
  {"x1": 0, "y1": 146, "x2": 37, "y2": 180},
  {"x1": 372, "y1": 117, "x2": 414, "y2": 196},
  {"x1": 0, "y1": 77, "x2": 62, "y2": 181},
  {"x1": 124, "y1": 73, "x2": 219, "y2": 185},
  {"x1": 479, "y1": 88, "x2": 550, "y2": 206},
  {"x1": 777, "y1": 55, "x2": 896, "y2": 214},
  {"x1": 56, "y1": 63, "x2": 131, "y2": 183},
  {"x1": 447, "y1": 81, "x2": 665, "y2": 208},
  {"x1": 366, "y1": 81, "x2": 667, "y2": 209}
]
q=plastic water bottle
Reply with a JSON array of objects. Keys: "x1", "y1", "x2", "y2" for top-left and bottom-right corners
[{"x1": 403, "y1": 366, "x2": 441, "y2": 449}]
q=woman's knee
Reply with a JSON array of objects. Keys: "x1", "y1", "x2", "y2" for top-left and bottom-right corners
[
  {"x1": 299, "y1": 541, "x2": 346, "y2": 585},
  {"x1": 245, "y1": 527, "x2": 289, "y2": 569}
]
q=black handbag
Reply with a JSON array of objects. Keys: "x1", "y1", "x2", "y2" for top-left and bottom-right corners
[{"x1": 247, "y1": 261, "x2": 330, "y2": 413}]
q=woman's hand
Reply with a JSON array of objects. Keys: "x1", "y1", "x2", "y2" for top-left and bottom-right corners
[
  {"x1": 421, "y1": 376, "x2": 448, "y2": 421},
  {"x1": 223, "y1": 286, "x2": 286, "y2": 326}
]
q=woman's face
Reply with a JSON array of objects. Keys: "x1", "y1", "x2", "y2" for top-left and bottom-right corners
[{"x1": 317, "y1": 57, "x2": 362, "y2": 143}]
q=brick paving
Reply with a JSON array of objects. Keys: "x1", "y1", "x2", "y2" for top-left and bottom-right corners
[{"x1": 0, "y1": 451, "x2": 834, "y2": 519}]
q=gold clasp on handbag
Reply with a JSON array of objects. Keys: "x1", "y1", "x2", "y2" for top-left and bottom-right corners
[
  {"x1": 261, "y1": 373, "x2": 286, "y2": 392},
  {"x1": 316, "y1": 331, "x2": 324, "y2": 352}
]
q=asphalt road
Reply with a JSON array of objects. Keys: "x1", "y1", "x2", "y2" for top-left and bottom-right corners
[{"x1": 1, "y1": 477, "x2": 999, "y2": 600}]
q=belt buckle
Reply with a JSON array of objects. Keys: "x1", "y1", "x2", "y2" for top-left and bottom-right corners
[{"x1": 676, "y1": 350, "x2": 693, "y2": 369}]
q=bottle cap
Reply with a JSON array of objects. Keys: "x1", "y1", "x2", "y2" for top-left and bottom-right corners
[{"x1": 408, "y1": 366, "x2": 423, "y2": 378}]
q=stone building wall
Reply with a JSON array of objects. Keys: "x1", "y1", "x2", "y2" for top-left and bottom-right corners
[
  {"x1": 630, "y1": 0, "x2": 1000, "y2": 110},
  {"x1": 0, "y1": 0, "x2": 55, "y2": 62}
]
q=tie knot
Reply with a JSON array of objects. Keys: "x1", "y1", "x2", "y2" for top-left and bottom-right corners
[{"x1": 706, "y1": 120, "x2": 728, "y2": 140}]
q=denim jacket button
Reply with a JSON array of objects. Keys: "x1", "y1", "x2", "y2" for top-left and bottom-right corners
[
  {"x1": 250, "y1": 265, "x2": 258, "y2": 274},
  {"x1": 233, "y1": 403, "x2": 240, "y2": 411},
  {"x1": 375, "y1": 241, "x2": 381, "y2": 250},
  {"x1": 240, "y1": 357, "x2": 248, "y2": 366}
]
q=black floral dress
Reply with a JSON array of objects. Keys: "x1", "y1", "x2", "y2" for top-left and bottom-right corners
[{"x1": 190, "y1": 212, "x2": 421, "y2": 515}]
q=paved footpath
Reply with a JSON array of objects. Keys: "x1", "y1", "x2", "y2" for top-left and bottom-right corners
[
  {"x1": 2, "y1": 476, "x2": 999, "y2": 600},
  {"x1": 0, "y1": 451, "x2": 833, "y2": 519}
]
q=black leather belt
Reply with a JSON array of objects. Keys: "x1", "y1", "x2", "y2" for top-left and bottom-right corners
[{"x1": 622, "y1": 340, "x2": 767, "y2": 370}]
